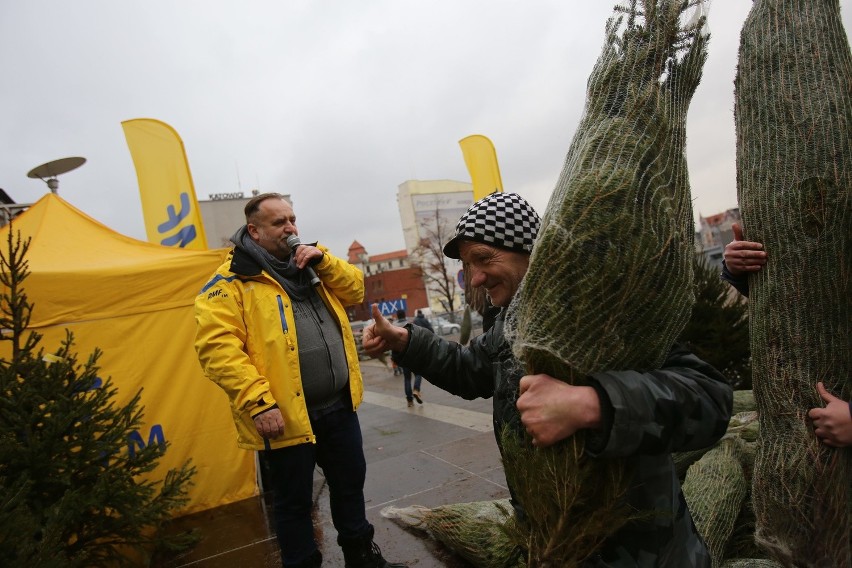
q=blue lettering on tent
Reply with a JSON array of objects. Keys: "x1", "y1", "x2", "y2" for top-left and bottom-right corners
[
  {"x1": 127, "y1": 424, "x2": 166, "y2": 458},
  {"x1": 156, "y1": 192, "x2": 197, "y2": 248}
]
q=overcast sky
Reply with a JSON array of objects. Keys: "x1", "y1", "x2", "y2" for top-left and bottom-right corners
[{"x1": 2, "y1": 2, "x2": 850, "y2": 259}]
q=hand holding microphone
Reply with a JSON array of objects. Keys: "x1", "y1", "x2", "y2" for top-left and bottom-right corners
[{"x1": 286, "y1": 234, "x2": 322, "y2": 286}]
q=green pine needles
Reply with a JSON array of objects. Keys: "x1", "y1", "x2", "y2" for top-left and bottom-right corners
[
  {"x1": 503, "y1": 1, "x2": 709, "y2": 564},
  {"x1": 678, "y1": 256, "x2": 751, "y2": 390},
  {"x1": 0, "y1": 229, "x2": 196, "y2": 567}
]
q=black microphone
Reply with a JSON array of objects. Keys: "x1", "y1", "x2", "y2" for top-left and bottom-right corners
[{"x1": 286, "y1": 234, "x2": 322, "y2": 286}]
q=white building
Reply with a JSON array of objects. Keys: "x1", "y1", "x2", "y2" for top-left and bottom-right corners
[
  {"x1": 197, "y1": 190, "x2": 292, "y2": 249},
  {"x1": 395, "y1": 179, "x2": 474, "y2": 314}
]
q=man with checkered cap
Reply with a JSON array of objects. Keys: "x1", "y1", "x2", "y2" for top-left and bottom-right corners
[{"x1": 363, "y1": 192, "x2": 731, "y2": 567}]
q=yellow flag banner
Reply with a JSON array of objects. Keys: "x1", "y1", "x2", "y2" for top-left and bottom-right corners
[
  {"x1": 459, "y1": 134, "x2": 504, "y2": 201},
  {"x1": 122, "y1": 118, "x2": 208, "y2": 250}
]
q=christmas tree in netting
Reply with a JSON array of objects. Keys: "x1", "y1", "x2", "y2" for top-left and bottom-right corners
[
  {"x1": 502, "y1": 1, "x2": 708, "y2": 564},
  {"x1": 735, "y1": 0, "x2": 852, "y2": 565},
  {"x1": 382, "y1": 500, "x2": 525, "y2": 568}
]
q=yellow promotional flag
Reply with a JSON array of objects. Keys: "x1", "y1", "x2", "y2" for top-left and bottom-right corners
[
  {"x1": 122, "y1": 118, "x2": 208, "y2": 250},
  {"x1": 459, "y1": 134, "x2": 504, "y2": 201}
]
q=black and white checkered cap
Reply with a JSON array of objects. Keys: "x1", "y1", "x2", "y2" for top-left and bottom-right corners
[{"x1": 443, "y1": 192, "x2": 541, "y2": 259}]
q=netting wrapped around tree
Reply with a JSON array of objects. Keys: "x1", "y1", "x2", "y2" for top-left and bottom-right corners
[
  {"x1": 381, "y1": 500, "x2": 525, "y2": 568},
  {"x1": 720, "y1": 560, "x2": 783, "y2": 568},
  {"x1": 501, "y1": 1, "x2": 708, "y2": 564},
  {"x1": 735, "y1": 1, "x2": 852, "y2": 565},
  {"x1": 683, "y1": 437, "x2": 749, "y2": 567}
]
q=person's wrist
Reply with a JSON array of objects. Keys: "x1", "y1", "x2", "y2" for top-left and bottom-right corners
[
  {"x1": 391, "y1": 326, "x2": 411, "y2": 354},
  {"x1": 573, "y1": 386, "x2": 602, "y2": 430},
  {"x1": 721, "y1": 259, "x2": 742, "y2": 278}
]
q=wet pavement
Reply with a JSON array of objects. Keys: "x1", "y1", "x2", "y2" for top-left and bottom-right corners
[{"x1": 156, "y1": 348, "x2": 509, "y2": 567}]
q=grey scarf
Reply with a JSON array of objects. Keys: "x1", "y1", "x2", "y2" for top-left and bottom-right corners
[{"x1": 230, "y1": 226, "x2": 314, "y2": 301}]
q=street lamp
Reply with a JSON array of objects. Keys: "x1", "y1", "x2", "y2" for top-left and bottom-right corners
[{"x1": 27, "y1": 156, "x2": 87, "y2": 194}]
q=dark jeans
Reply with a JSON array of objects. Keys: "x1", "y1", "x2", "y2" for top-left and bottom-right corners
[
  {"x1": 264, "y1": 401, "x2": 371, "y2": 565},
  {"x1": 401, "y1": 367, "x2": 422, "y2": 401}
]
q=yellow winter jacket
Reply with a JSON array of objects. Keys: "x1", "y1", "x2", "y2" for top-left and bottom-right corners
[{"x1": 194, "y1": 244, "x2": 365, "y2": 451}]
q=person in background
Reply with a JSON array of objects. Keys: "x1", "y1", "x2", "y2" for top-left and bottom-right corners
[
  {"x1": 390, "y1": 316, "x2": 402, "y2": 377},
  {"x1": 410, "y1": 310, "x2": 435, "y2": 404},
  {"x1": 394, "y1": 309, "x2": 425, "y2": 407},
  {"x1": 413, "y1": 309, "x2": 434, "y2": 333},
  {"x1": 363, "y1": 192, "x2": 732, "y2": 566},
  {"x1": 194, "y1": 193, "x2": 404, "y2": 568},
  {"x1": 722, "y1": 222, "x2": 850, "y2": 449}
]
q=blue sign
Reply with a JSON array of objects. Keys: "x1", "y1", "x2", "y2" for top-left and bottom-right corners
[
  {"x1": 377, "y1": 298, "x2": 407, "y2": 317},
  {"x1": 457, "y1": 269, "x2": 465, "y2": 290}
]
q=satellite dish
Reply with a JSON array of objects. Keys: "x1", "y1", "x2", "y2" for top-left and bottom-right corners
[{"x1": 27, "y1": 156, "x2": 87, "y2": 194}]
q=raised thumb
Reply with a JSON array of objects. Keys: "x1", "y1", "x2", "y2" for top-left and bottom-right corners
[{"x1": 371, "y1": 303, "x2": 389, "y2": 328}]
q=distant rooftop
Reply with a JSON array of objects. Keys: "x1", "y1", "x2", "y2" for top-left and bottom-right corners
[{"x1": 368, "y1": 249, "x2": 407, "y2": 263}]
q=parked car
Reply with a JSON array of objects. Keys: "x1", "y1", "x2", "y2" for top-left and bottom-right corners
[
  {"x1": 350, "y1": 320, "x2": 373, "y2": 361},
  {"x1": 430, "y1": 316, "x2": 460, "y2": 335},
  {"x1": 349, "y1": 320, "x2": 372, "y2": 335}
]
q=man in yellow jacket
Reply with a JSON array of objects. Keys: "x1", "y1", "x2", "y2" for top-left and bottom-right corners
[{"x1": 195, "y1": 193, "x2": 404, "y2": 568}]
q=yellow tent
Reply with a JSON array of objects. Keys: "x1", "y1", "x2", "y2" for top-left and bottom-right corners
[{"x1": 0, "y1": 194, "x2": 257, "y2": 515}]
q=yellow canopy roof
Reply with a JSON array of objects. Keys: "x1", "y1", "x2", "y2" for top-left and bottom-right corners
[{"x1": 1, "y1": 194, "x2": 228, "y2": 328}]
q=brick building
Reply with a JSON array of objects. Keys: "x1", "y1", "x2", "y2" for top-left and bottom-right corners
[{"x1": 345, "y1": 241, "x2": 428, "y2": 322}]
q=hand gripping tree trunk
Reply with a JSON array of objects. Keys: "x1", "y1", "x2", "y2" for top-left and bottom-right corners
[{"x1": 735, "y1": 1, "x2": 852, "y2": 565}]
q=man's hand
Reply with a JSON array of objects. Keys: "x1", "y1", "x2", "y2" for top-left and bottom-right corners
[
  {"x1": 292, "y1": 243, "x2": 323, "y2": 270},
  {"x1": 808, "y1": 382, "x2": 852, "y2": 448},
  {"x1": 724, "y1": 223, "x2": 767, "y2": 277},
  {"x1": 254, "y1": 407, "x2": 285, "y2": 439},
  {"x1": 362, "y1": 304, "x2": 409, "y2": 357},
  {"x1": 517, "y1": 374, "x2": 601, "y2": 448}
]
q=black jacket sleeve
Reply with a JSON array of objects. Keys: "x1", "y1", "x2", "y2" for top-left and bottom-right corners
[
  {"x1": 586, "y1": 343, "x2": 733, "y2": 458},
  {"x1": 393, "y1": 324, "x2": 496, "y2": 400},
  {"x1": 720, "y1": 260, "x2": 750, "y2": 297}
]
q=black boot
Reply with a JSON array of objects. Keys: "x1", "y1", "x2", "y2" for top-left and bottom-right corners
[
  {"x1": 338, "y1": 526, "x2": 405, "y2": 567},
  {"x1": 284, "y1": 549, "x2": 322, "y2": 568}
]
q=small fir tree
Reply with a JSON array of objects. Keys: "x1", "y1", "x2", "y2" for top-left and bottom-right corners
[
  {"x1": 678, "y1": 255, "x2": 752, "y2": 389},
  {"x1": 0, "y1": 229, "x2": 196, "y2": 567}
]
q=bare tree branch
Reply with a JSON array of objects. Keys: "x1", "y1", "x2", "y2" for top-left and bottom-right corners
[{"x1": 409, "y1": 207, "x2": 459, "y2": 318}]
